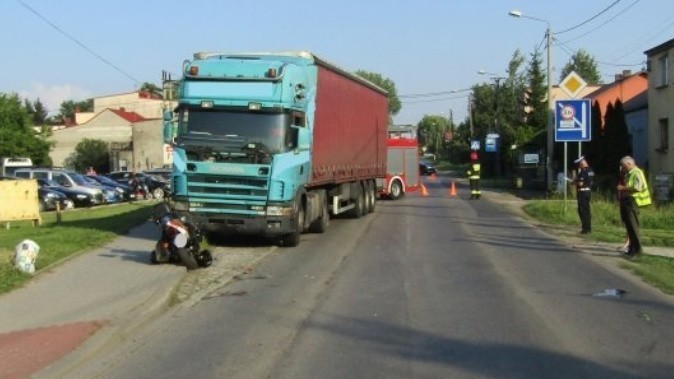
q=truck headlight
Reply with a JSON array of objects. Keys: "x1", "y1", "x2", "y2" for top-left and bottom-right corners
[{"x1": 266, "y1": 205, "x2": 293, "y2": 216}]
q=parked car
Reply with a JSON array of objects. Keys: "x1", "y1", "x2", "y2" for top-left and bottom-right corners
[
  {"x1": 419, "y1": 160, "x2": 437, "y2": 175},
  {"x1": 106, "y1": 171, "x2": 170, "y2": 199},
  {"x1": 1, "y1": 175, "x2": 72, "y2": 211},
  {"x1": 36, "y1": 178, "x2": 99, "y2": 208},
  {"x1": 86, "y1": 175, "x2": 135, "y2": 201},
  {"x1": 38, "y1": 186, "x2": 72, "y2": 211},
  {"x1": 82, "y1": 176, "x2": 123, "y2": 203},
  {"x1": 14, "y1": 168, "x2": 105, "y2": 205}
]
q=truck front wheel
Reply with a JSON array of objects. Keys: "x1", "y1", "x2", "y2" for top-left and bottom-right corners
[
  {"x1": 308, "y1": 197, "x2": 329, "y2": 233},
  {"x1": 281, "y1": 199, "x2": 304, "y2": 247}
]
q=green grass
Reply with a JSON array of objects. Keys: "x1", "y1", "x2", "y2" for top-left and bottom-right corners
[
  {"x1": 523, "y1": 198, "x2": 674, "y2": 294},
  {"x1": 0, "y1": 202, "x2": 157, "y2": 294},
  {"x1": 523, "y1": 199, "x2": 674, "y2": 246},
  {"x1": 621, "y1": 256, "x2": 674, "y2": 295}
]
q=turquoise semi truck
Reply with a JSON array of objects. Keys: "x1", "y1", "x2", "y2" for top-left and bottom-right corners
[{"x1": 163, "y1": 51, "x2": 389, "y2": 247}]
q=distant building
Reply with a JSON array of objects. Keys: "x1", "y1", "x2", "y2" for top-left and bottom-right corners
[
  {"x1": 645, "y1": 38, "x2": 674, "y2": 203},
  {"x1": 50, "y1": 91, "x2": 175, "y2": 171},
  {"x1": 585, "y1": 70, "x2": 648, "y2": 129}
]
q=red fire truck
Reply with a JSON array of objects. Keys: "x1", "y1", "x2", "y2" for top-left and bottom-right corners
[{"x1": 378, "y1": 125, "x2": 420, "y2": 200}]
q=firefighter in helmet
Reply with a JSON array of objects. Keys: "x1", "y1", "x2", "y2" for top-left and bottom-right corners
[{"x1": 467, "y1": 151, "x2": 481, "y2": 199}]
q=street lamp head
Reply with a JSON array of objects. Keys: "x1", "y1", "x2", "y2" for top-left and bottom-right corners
[{"x1": 508, "y1": 10, "x2": 522, "y2": 18}]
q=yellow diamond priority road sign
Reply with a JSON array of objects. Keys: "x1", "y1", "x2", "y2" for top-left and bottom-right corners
[{"x1": 559, "y1": 71, "x2": 587, "y2": 99}]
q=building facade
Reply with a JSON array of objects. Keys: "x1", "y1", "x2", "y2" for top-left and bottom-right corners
[
  {"x1": 645, "y1": 38, "x2": 674, "y2": 203},
  {"x1": 50, "y1": 91, "x2": 174, "y2": 172}
]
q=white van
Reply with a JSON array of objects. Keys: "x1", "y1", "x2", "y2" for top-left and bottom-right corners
[{"x1": 1, "y1": 157, "x2": 33, "y2": 177}]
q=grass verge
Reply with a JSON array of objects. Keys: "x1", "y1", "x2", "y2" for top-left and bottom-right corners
[{"x1": 0, "y1": 202, "x2": 157, "y2": 295}]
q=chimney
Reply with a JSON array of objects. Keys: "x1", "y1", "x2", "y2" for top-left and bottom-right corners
[
  {"x1": 622, "y1": 69, "x2": 632, "y2": 77},
  {"x1": 119, "y1": 107, "x2": 125, "y2": 112}
]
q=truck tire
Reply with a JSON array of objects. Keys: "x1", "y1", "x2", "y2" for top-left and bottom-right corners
[
  {"x1": 389, "y1": 179, "x2": 404, "y2": 200},
  {"x1": 281, "y1": 198, "x2": 304, "y2": 247},
  {"x1": 308, "y1": 197, "x2": 329, "y2": 233},
  {"x1": 177, "y1": 248, "x2": 199, "y2": 270},
  {"x1": 349, "y1": 184, "x2": 365, "y2": 218},
  {"x1": 366, "y1": 180, "x2": 376, "y2": 213}
]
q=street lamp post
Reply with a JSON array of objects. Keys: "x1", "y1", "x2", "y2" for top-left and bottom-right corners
[{"x1": 509, "y1": 10, "x2": 554, "y2": 193}]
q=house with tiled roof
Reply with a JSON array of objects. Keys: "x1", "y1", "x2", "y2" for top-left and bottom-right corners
[{"x1": 49, "y1": 91, "x2": 173, "y2": 171}]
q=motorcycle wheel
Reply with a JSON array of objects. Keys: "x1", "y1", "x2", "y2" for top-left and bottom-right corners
[
  {"x1": 150, "y1": 249, "x2": 160, "y2": 264},
  {"x1": 197, "y1": 250, "x2": 213, "y2": 267},
  {"x1": 177, "y1": 248, "x2": 199, "y2": 270}
]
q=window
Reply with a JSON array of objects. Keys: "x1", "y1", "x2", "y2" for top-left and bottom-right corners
[
  {"x1": 657, "y1": 55, "x2": 669, "y2": 87},
  {"x1": 658, "y1": 118, "x2": 669, "y2": 152}
]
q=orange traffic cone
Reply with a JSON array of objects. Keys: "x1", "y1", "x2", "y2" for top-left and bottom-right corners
[
  {"x1": 449, "y1": 181, "x2": 457, "y2": 197},
  {"x1": 420, "y1": 183, "x2": 428, "y2": 196}
]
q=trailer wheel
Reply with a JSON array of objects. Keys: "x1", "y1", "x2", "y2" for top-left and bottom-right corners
[
  {"x1": 366, "y1": 180, "x2": 376, "y2": 213},
  {"x1": 308, "y1": 197, "x2": 329, "y2": 233},
  {"x1": 389, "y1": 179, "x2": 404, "y2": 200},
  {"x1": 281, "y1": 198, "x2": 304, "y2": 247},
  {"x1": 349, "y1": 184, "x2": 365, "y2": 218}
]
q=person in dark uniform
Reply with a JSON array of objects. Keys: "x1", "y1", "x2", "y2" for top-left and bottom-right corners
[{"x1": 573, "y1": 156, "x2": 594, "y2": 234}]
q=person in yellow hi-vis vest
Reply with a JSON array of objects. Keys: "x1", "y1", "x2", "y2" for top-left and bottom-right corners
[
  {"x1": 616, "y1": 156, "x2": 651, "y2": 258},
  {"x1": 467, "y1": 152, "x2": 481, "y2": 199}
]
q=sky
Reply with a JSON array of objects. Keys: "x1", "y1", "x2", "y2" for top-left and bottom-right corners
[{"x1": 2, "y1": 0, "x2": 673, "y2": 125}]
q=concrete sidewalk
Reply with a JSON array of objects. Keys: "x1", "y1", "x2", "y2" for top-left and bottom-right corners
[{"x1": 0, "y1": 221, "x2": 185, "y2": 379}]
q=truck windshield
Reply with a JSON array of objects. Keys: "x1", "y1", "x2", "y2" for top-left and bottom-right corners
[{"x1": 176, "y1": 108, "x2": 294, "y2": 155}]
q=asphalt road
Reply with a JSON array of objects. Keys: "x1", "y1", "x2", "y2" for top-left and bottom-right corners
[{"x1": 63, "y1": 176, "x2": 674, "y2": 379}]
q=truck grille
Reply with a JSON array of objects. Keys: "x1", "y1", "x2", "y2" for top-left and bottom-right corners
[{"x1": 186, "y1": 173, "x2": 269, "y2": 214}]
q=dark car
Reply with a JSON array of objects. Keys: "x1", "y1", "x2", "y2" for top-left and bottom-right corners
[
  {"x1": 37, "y1": 178, "x2": 98, "y2": 208},
  {"x1": 419, "y1": 160, "x2": 437, "y2": 175},
  {"x1": 86, "y1": 175, "x2": 135, "y2": 201},
  {"x1": 106, "y1": 171, "x2": 170, "y2": 199},
  {"x1": 0, "y1": 176, "x2": 71, "y2": 211},
  {"x1": 38, "y1": 186, "x2": 71, "y2": 211}
]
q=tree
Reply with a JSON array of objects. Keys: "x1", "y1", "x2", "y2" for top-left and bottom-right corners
[
  {"x1": 0, "y1": 93, "x2": 52, "y2": 165},
  {"x1": 604, "y1": 100, "x2": 632, "y2": 173},
  {"x1": 140, "y1": 82, "x2": 163, "y2": 98},
  {"x1": 66, "y1": 138, "x2": 110, "y2": 173},
  {"x1": 417, "y1": 115, "x2": 449, "y2": 156},
  {"x1": 32, "y1": 99, "x2": 48, "y2": 125},
  {"x1": 585, "y1": 100, "x2": 605, "y2": 173},
  {"x1": 58, "y1": 98, "x2": 93, "y2": 123},
  {"x1": 354, "y1": 70, "x2": 401, "y2": 116},
  {"x1": 559, "y1": 49, "x2": 602, "y2": 84},
  {"x1": 25, "y1": 98, "x2": 48, "y2": 125},
  {"x1": 525, "y1": 49, "x2": 548, "y2": 134}
]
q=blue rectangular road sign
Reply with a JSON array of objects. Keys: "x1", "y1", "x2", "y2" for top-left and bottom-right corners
[{"x1": 555, "y1": 99, "x2": 592, "y2": 142}]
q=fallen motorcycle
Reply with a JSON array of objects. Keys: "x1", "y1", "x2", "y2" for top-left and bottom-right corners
[{"x1": 151, "y1": 203, "x2": 212, "y2": 270}]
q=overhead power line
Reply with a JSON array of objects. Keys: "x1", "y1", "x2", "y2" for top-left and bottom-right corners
[
  {"x1": 17, "y1": 0, "x2": 140, "y2": 85},
  {"x1": 560, "y1": 0, "x2": 641, "y2": 44},
  {"x1": 556, "y1": 0, "x2": 623, "y2": 34},
  {"x1": 399, "y1": 88, "x2": 471, "y2": 99}
]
